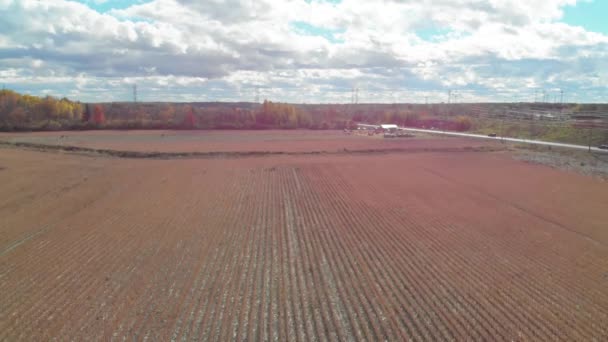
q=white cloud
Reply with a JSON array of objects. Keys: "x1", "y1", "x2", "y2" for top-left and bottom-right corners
[{"x1": 0, "y1": 0, "x2": 606, "y2": 102}]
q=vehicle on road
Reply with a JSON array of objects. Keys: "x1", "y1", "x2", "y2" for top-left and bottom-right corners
[
  {"x1": 599, "y1": 144, "x2": 608, "y2": 150},
  {"x1": 488, "y1": 133, "x2": 497, "y2": 137}
]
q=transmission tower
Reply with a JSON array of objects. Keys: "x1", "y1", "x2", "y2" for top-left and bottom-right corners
[{"x1": 542, "y1": 89, "x2": 546, "y2": 103}]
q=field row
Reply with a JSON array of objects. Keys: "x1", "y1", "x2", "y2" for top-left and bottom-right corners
[{"x1": 1, "y1": 149, "x2": 607, "y2": 340}]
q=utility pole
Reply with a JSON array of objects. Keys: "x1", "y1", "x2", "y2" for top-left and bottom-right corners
[
  {"x1": 588, "y1": 126, "x2": 593, "y2": 152},
  {"x1": 560, "y1": 89, "x2": 564, "y2": 104},
  {"x1": 448, "y1": 90, "x2": 452, "y2": 104},
  {"x1": 534, "y1": 89, "x2": 538, "y2": 103},
  {"x1": 500, "y1": 109, "x2": 506, "y2": 144},
  {"x1": 133, "y1": 84, "x2": 137, "y2": 103},
  {"x1": 355, "y1": 88, "x2": 359, "y2": 104},
  {"x1": 542, "y1": 89, "x2": 546, "y2": 103}
]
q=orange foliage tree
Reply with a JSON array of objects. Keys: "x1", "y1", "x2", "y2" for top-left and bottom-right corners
[
  {"x1": 92, "y1": 105, "x2": 106, "y2": 125},
  {"x1": 181, "y1": 106, "x2": 196, "y2": 128}
]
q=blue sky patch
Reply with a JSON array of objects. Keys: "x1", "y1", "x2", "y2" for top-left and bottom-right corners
[
  {"x1": 416, "y1": 27, "x2": 453, "y2": 42},
  {"x1": 561, "y1": 0, "x2": 608, "y2": 34},
  {"x1": 304, "y1": 0, "x2": 342, "y2": 3},
  {"x1": 291, "y1": 21, "x2": 345, "y2": 43},
  {"x1": 73, "y1": 0, "x2": 150, "y2": 13}
]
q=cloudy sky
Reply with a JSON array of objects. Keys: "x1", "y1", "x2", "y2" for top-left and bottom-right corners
[{"x1": 0, "y1": 0, "x2": 607, "y2": 103}]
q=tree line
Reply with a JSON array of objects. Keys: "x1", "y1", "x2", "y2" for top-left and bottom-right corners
[
  {"x1": 0, "y1": 89, "x2": 491, "y2": 132},
  {"x1": 0, "y1": 89, "x2": 84, "y2": 130},
  {"x1": 3, "y1": 89, "x2": 604, "y2": 133},
  {"x1": 1, "y1": 90, "x2": 350, "y2": 131}
]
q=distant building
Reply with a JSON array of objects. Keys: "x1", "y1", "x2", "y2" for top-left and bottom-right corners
[
  {"x1": 380, "y1": 124, "x2": 398, "y2": 133},
  {"x1": 356, "y1": 123, "x2": 399, "y2": 133},
  {"x1": 356, "y1": 123, "x2": 378, "y2": 130}
]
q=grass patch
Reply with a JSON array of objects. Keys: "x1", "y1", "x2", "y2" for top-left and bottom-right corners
[{"x1": 472, "y1": 119, "x2": 608, "y2": 146}]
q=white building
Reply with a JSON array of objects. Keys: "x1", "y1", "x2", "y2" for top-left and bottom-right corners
[{"x1": 380, "y1": 124, "x2": 398, "y2": 132}]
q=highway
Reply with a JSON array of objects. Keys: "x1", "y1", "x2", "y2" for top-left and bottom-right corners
[{"x1": 397, "y1": 127, "x2": 608, "y2": 153}]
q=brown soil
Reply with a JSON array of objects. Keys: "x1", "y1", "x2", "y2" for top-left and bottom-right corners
[
  {"x1": 1, "y1": 135, "x2": 607, "y2": 341},
  {"x1": 0, "y1": 129, "x2": 500, "y2": 153}
]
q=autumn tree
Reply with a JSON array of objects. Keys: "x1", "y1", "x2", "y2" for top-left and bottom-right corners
[
  {"x1": 8, "y1": 107, "x2": 27, "y2": 125},
  {"x1": 91, "y1": 105, "x2": 106, "y2": 125},
  {"x1": 454, "y1": 116, "x2": 472, "y2": 131},
  {"x1": 159, "y1": 104, "x2": 175, "y2": 127},
  {"x1": 181, "y1": 106, "x2": 196, "y2": 129},
  {"x1": 39, "y1": 96, "x2": 58, "y2": 122},
  {"x1": 255, "y1": 100, "x2": 305, "y2": 128}
]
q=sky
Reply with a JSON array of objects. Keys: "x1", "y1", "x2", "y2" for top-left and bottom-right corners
[{"x1": 0, "y1": 0, "x2": 607, "y2": 103}]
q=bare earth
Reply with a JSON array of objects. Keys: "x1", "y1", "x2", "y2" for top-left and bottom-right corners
[
  {"x1": 1, "y1": 130, "x2": 607, "y2": 341},
  {"x1": 0, "y1": 129, "x2": 500, "y2": 153}
]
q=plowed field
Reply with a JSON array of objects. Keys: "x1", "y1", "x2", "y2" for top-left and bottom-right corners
[
  {"x1": 0, "y1": 129, "x2": 499, "y2": 153},
  {"x1": 1, "y1": 134, "x2": 608, "y2": 341}
]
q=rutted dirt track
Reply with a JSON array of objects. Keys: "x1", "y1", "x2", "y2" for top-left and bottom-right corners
[{"x1": 1, "y1": 147, "x2": 608, "y2": 340}]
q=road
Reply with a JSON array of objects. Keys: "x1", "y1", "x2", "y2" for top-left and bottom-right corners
[{"x1": 398, "y1": 127, "x2": 608, "y2": 153}]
